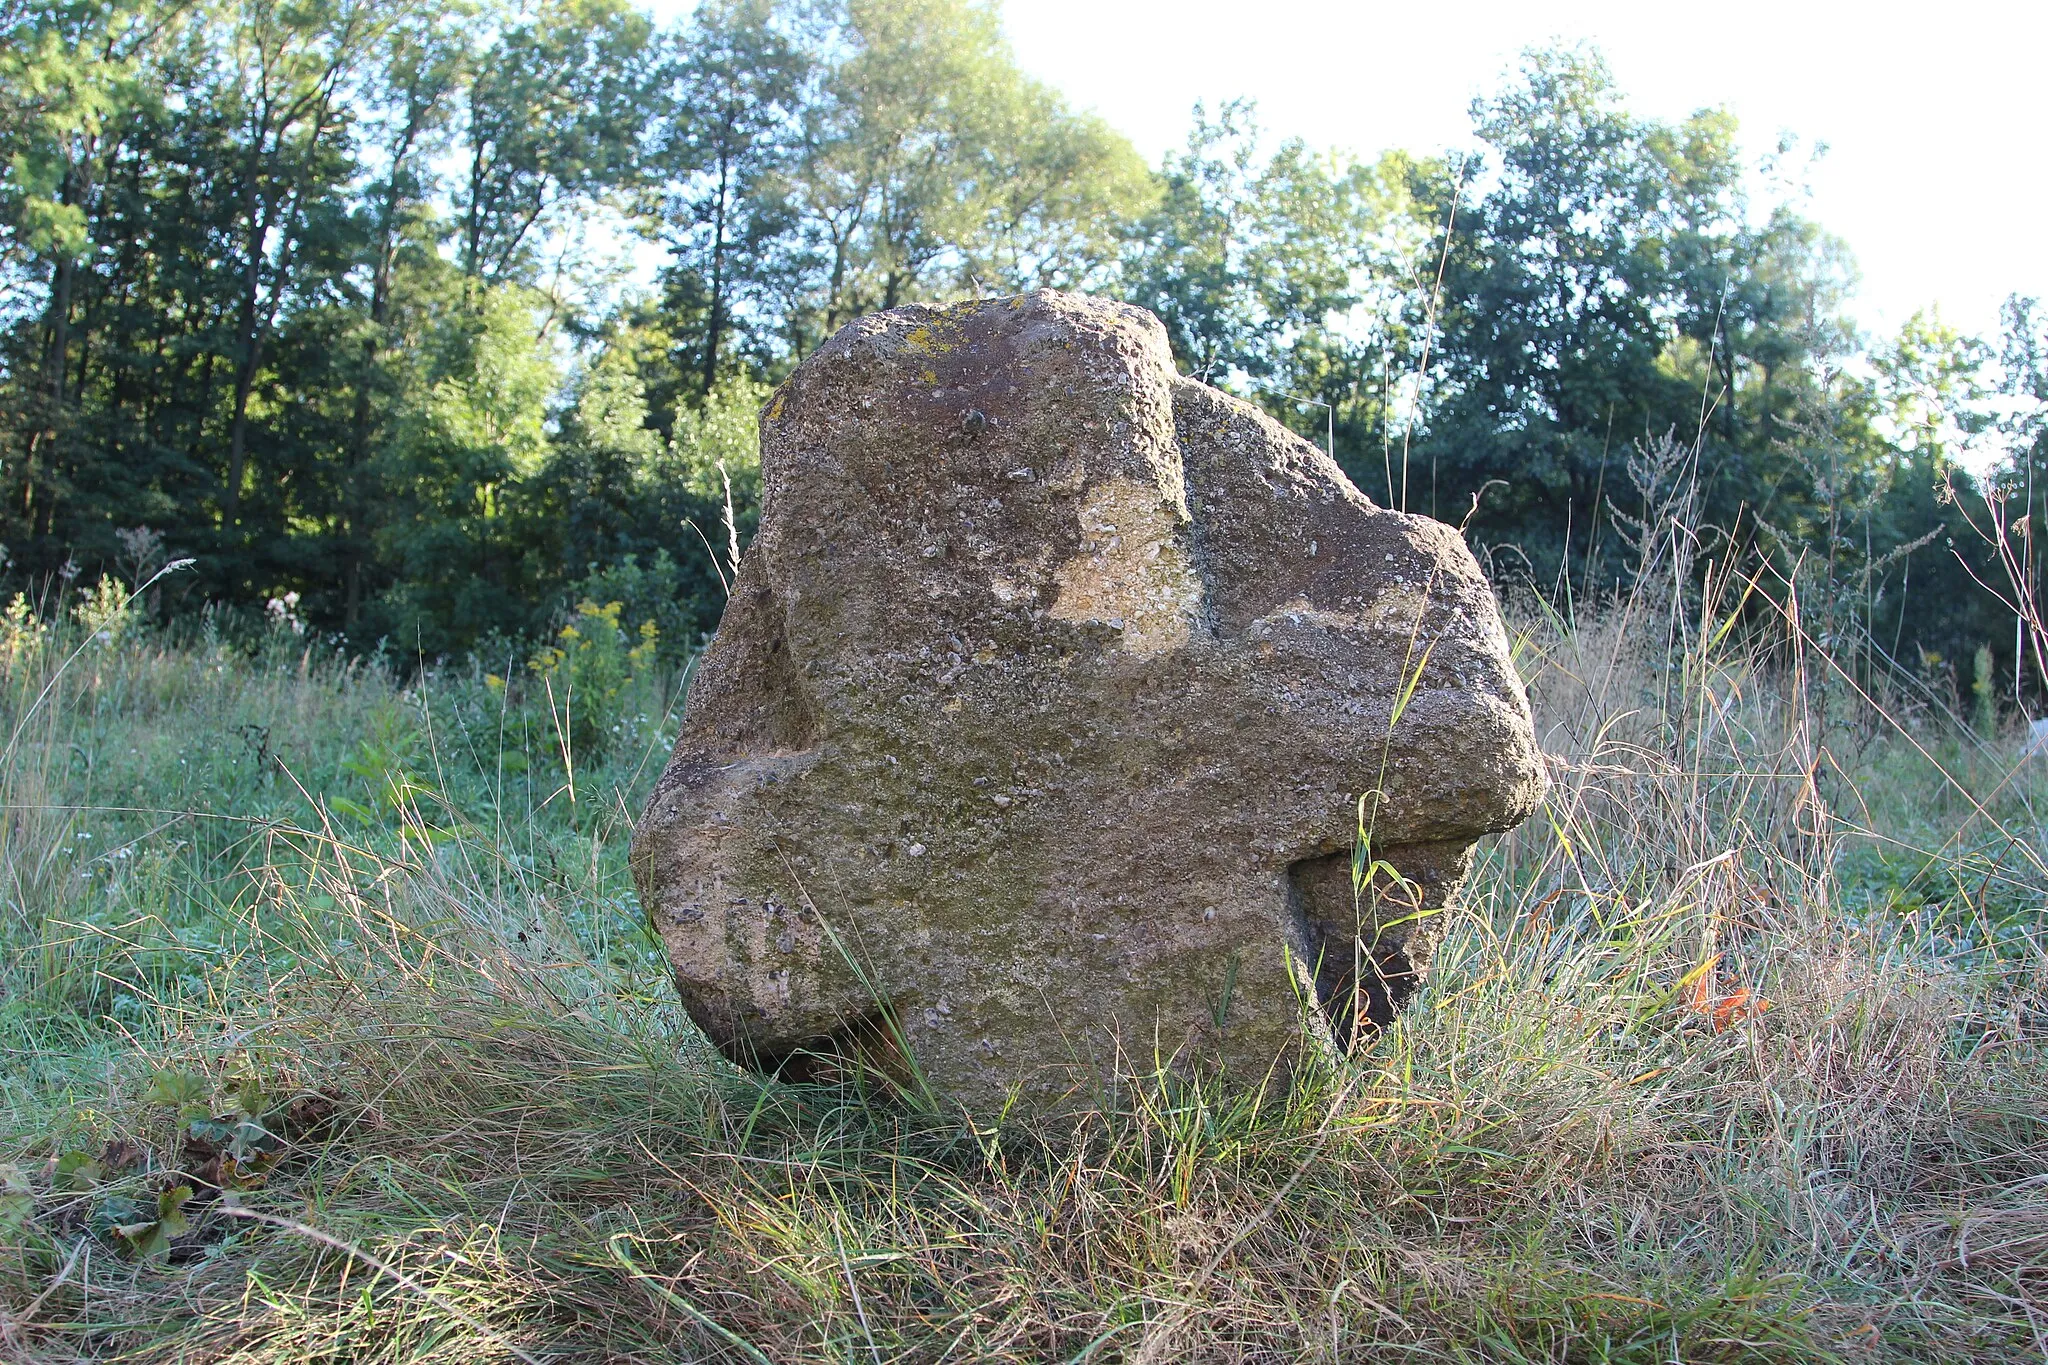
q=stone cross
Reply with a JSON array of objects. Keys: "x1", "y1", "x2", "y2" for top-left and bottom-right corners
[{"x1": 631, "y1": 291, "x2": 1544, "y2": 1113}]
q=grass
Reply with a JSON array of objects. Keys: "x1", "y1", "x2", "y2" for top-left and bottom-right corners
[{"x1": 0, "y1": 575, "x2": 2044, "y2": 1363}]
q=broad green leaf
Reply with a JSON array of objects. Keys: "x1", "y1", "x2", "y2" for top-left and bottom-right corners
[
  {"x1": 113, "y1": 1185, "x2": 192, "y2": 1259},
  {"x1": 55, "y1": 1150, "x2": 102, "y2": 1191},
  {"x1": 0, "y1": 1164, "x2": 32, "y2": 1234},
  {"x1": 143, "y1": 1070, "x2": 208, "y2": 1111}
]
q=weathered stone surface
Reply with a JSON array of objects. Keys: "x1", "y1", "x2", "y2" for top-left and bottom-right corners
[{"x1": 630, "y1": 290, "x2": 1544, "y2": 1111}]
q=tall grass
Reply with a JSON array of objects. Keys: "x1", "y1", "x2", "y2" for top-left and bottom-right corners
[{"x1": 0, "y1": 560, "x2": 2043, "y2": 1362}]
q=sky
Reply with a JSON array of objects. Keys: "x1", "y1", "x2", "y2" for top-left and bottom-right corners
[{"x1": 996, "y1": 0, "x2": 2043, "y2": 344}]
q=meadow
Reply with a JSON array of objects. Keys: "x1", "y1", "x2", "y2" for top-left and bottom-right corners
[{"x1": 0, "y1": 569, "x2": 2044, "y2": 1363}]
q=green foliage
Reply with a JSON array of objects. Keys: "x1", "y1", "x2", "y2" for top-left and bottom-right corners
[
  {"x1": 369, "y1": 278, "x2": 564, "y2": 655},
  {"x1": 782, "y1": 0, "x2": 1153, "y2": 337},
  {"x1": 532, "y1": 351, "x2": 757, "y2": 658},
  {"x1": 1121, "y1": 99, "x2": 1405, "y2": 393},
  {"x1": 107, "y1": 1184, "x2": 191, "y2": 1259},
  {"x1": 566, "y1": 550, "x2": 707, "y2": 668},
  {"x1": 0, "y1": 2, "x2": 2039, "y2": 702},
  {"x1": 0, "y1": 1163, "x2": 30, "y2": 1239},
  {"x1": 70, "y1": 571, "x2": 126, "y2": 639},
  {"x1": 142, "y1": 1068, "x2": 210, "y2": 1118},
  {"x1": 53, "y1": 1149, "x2": 101, "y2": 1191},
  {"x1": 459, "y1": 0, "x2": 661, "y2": 284},
  {"x1": 526, "y1": 598, "x2": 660, "y2": 753},
  {"x1": 649, "y1": 0, "x2": 811, "y2": 398},
  {"x1": 333, "y1": 703, "x2": 425, "y2": 821},
  {"x1": 0, "y1": 592, "x2": 48, "y2": 672},
  {"x1": 0, "y1": 0, "x2": 167, "y2": 264},
  {"x1": 1412, "y1": 48, "x2": 1835, "y2": 568},
  {"x1": 661, "y1": 371, "x2": 772, "y2": 510}
]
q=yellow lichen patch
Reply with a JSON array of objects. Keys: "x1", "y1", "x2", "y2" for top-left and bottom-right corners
[
  {"x1": 901, "y1": 317, "x2": 964, "y2": 357},
  {"x1": 767, "y1": 392, "x2": 785, "y2": 421},
  {"x1": 1047, "y1": 478, "x2": 1205, "y2": 658}
]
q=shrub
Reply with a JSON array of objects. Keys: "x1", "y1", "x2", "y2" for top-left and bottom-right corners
[{"x1": 526, "y1": 599, "x2": 660, "y2": 756}]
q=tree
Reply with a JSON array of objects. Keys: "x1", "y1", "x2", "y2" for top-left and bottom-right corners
[
  {"x1": 369, "y1": 278, "x2": 559, "y2": 654},
  {"x1": 651, "y1": 0, "x2": 807, "y2": 400},
  {"x1": 207, "y1": 0, "x2": 391, "y2": 526},
  {"x1": 1408, "y1": 46, "x2": 1847, "y2": 590},
  {"x1": 1120, "y1": 101, "x2": 1411, "y2": 458},
  {"x1": 0, "y1": 9, "x2": 2026, "y2": 689},
  {"x1": 783, "y1": 0, "x2": 1149, "y2": 344},
  {"x1": 0, "y1": 0, "x2": 191, "y2": 548},
  {"x1": 339, "y1": 4, "x2": 465, "y2": 624},
  {"x1": 456, "y1": 0, "x2": 658, "y2": 289}
]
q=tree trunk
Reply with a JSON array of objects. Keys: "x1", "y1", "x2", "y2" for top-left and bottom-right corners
[
  {"x1": 224, "y1": 291, "x2": 263, "y2": 520},
  {"x1": 344, "y1": 111, "x2": 425, "y2": 626},
  {"x1": 464, "y1": 137, "x2": 488, "y2": 285},
  {"x1": 701, "y1": 147, "x2": 731, "y2": 396},
  {"x1": 223, "y1": 99, "x2": 275, "y2": 524},
  {"x1": 227, "y1": 84, "x2": 338, "y2": 522},
  {"x1": 826, "y1": 234, "x2": 849, "y2": 333},
  {"x1": 28, "y1": 159, "x2": 84, "y2": 538},
  {"x1": 47, "y1": 254, "x2": 74, "y2": 411}
]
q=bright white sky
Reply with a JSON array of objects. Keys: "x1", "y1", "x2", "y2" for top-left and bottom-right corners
[{"x1": 998, "y1": 0, "x2": 2043, "y2": 344}]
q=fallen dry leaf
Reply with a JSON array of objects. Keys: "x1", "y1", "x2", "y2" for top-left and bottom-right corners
[
  {"x1": 1682, "y1": 955, "x2": 1774, "y2": 1032},
  {"x1": 1706, "y1": 987, "x2": 1772, "y2": 1031}
]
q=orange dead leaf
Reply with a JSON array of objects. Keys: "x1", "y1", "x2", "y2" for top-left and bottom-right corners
[
  {"x1": 1680, "y1": 954, "x2": 1774, "y2": 1031},
  {"x1": 1707, "y1": 987, "x2": 1772, "y2": 1032}
]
